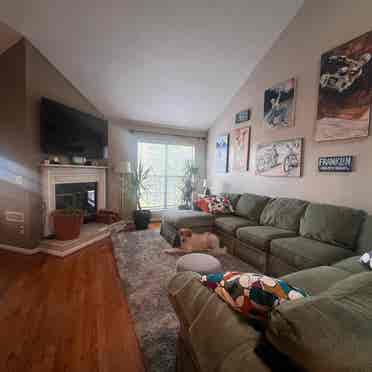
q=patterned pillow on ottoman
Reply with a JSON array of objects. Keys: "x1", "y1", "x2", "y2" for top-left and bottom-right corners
[{"x1": 200, "y1": 272, "x2": 308, "y2": 321}]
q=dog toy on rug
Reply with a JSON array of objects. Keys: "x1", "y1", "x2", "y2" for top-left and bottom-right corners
[{"x1": 164, "y1": 228, "x2": 227, "y2": 255}]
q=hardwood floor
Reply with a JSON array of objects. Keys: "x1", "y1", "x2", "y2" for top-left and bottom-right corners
[{"x1": 0, "y1": 239, "x2": 145, "y2": 372}]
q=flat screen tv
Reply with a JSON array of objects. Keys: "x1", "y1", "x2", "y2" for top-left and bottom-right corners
[{"x1": 40, "y1": 98, "x2": 108, "y2": 159}]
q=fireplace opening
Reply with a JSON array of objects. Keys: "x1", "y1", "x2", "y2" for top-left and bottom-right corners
[{"x1": 55, "y1": 182, "x2": 98, "y2": 222}]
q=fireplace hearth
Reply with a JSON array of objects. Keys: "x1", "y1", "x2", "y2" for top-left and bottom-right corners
[{"x1": 55, "y1": 182, "x2": 98, "y2": 222}]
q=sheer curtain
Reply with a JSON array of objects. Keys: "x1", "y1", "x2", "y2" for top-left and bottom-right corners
[{"x1": 137, "y1": 141, "x2": 195, "y2": 210}]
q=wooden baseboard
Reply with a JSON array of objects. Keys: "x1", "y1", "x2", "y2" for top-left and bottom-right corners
[{"x1": 0, "y1": 243, "x2": 40, "y2": 255}]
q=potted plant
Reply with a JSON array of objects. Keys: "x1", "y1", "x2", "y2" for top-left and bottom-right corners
[
  {"x1": 52, "y1": 207, "x2": 83, "y2": 240},
  {"x1": 131, "y1": 161, "x2": 152, "y2": 230},
  {"x1": 179, "y1": 161, "x2": 199, "y2": 210}
]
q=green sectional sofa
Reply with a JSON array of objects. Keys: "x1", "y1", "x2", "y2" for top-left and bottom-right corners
[
  {"x1": 163, "y1": 193, "x2": 372, "y2": 371},
  {"x1": 161, "y1": 193, "x2": 368, "y2": 276}
]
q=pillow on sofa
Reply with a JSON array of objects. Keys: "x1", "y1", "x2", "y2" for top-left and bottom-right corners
[
  {"x1": 260, "y1": 198, "x2": 308, "y2": 232},
  {"x1": 360, "y1": 251, "x2": 372, "y2": 270},
  {"x1": 234, "y1": 193, "x2": 271, "y2": 223},
  {"x1": 200, "y1": 272, "x2": 308, "y2": 321},
  {"x1": 300, "y1": 203, "x2": 366, "y2": 250},
  {"x1": 220, "y1": 193, "x2": 241, "y2": 209},
  {"x1": 195, "y1": 196, "x2": 234, "y2": 215}
]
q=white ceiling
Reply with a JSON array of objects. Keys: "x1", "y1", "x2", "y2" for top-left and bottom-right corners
[{"x1": 0, "y1": 0, "x2": 303, "y2": 129}]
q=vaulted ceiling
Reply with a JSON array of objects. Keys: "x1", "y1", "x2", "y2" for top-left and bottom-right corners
[{"x1": 0, "y1": 0, "x2": 303, "y2": 129}]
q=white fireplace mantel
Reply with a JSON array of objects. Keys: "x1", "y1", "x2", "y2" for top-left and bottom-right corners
[{"x1": 41, "y1": 164, "x2": 108, "y2": 236}]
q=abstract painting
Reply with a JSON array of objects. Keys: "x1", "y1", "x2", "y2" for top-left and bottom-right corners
[
  {"x1": 264, "y1": 78, "x2": 296, "y2": 129},
  {"x1": 255, "y1": 138, "x2": 303, "y2": 177},
  {"x1": 215, "y1": 134, "x2": 229, "y2": 173},
  {"x1": 315, "y1": 30, "x2": 372, "y2": 141},
  {"x1": 230, "y1": 127, "x2": 250, "y2": 172}
]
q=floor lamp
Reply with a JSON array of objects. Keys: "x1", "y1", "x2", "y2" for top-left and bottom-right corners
[{"x1": 115, "y1": 161, "x2": 132, "y2": 222}]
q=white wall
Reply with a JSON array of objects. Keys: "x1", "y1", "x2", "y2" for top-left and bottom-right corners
[{"x1": 207, "y1": 0, "x2": 372, "y2": 213}]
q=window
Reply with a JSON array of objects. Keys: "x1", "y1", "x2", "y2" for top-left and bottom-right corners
[{"x1": 138, "y1": 141, "x2": 195, "y2": 210}]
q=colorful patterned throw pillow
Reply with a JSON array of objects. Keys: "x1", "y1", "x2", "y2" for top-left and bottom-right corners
[
  {"x1": 195, "y1": 196, "x2": 234, "y2": 215},
  {"x1": 360, "y1": 251, "x2": 372, "y2": 270},
  {"x1": 200, "y1": 272, "x2": 309, "y2": 320}
]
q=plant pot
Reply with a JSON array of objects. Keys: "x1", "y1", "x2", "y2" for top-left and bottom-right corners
[
  {"x1": 133, "y1": 209, "x2": 152, "y2": 230},
  {"x1": 52, "y1": 210, "x2": 83, "y2": 240}
]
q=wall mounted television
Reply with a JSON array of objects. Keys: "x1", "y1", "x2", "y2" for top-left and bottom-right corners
[{"x1": 40, "y1": 97, "x2": 108, "y2": 159}]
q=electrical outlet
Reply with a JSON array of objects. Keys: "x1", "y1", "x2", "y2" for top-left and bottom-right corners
[{"x1": 15, "y1": 175, "x2": 23, "y2": 185}]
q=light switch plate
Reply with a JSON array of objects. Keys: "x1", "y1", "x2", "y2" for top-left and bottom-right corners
[{"x1": 15, "y1": 175, "x2": 23, "y2": 185}]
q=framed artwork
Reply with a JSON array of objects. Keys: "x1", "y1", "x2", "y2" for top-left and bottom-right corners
[
  {"x1": 318, "y1": 156, "x2": 353, "y2": 172},
  {"x1": 264, "y1": 78, "x2": 296, "y2": 129},
  {"x1": 230, "y1": 127, "x2": 250, "y2": 172},
  {"x1": 315, "y1": 30, "x2": 372, "y2": 142},
  {"x1": 255, "y1": 138, "x2": 303, "y2": 177},
  {"x1": 215, "y1": 134, "x2": 229, "y2": 173},
  {"x1": 235, "y1": 109, "x2": 251, "y2": 124}
]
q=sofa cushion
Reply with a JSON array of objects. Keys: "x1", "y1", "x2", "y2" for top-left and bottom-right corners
[
  {"x1": 299, "y1": 203, "x2": 365, "y2": 250},
  {"x1": 236, "y1": 226, "x2": 297, "y2": 250},
  {"x1": 356, "y1": 214, "x2": 372, "y2": 254},
  {"x1": 280, "y1": 266, "x2": 353, "y2": 295},
  {"x1": 271, "y1": 237, "x2": 353, "y2": 271},
  {"x1": 162, "y1": 210, "x2": 214, "y2": 229},
  {"x1": 215, "y1": 216, "x2": 256, "y2": 234},
  {"x1": 260, "y1": 198, "x2": 308, "y2": 232},
  {"x1": 221, "y1": 193, "x2": 242, "y2": 209},
  {"x1": 332, "y1": 255, "x2": 370, "y2": 274},
  {"x1": 266, "y1": 272, "x2": 372, "y2": 372},
  {"x1": 234, "y1": 193, "x2": 270, "y2": 223}
]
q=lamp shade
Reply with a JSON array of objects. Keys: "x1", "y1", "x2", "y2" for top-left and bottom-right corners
[{"x1": 115, "y1": 160, "x2": 132, "y2": 174}]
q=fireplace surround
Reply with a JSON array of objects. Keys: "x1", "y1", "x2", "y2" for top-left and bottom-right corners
[{"x1": 41, "y1": 164, "x2": 107, "y2": 236}]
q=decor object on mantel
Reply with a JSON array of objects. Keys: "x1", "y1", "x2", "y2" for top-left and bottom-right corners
[
  {"x1": 179, "y1": 161, "x2": 199, "y2": 210},
  {"x1": 52, "y1": 208, "x2": 83, "y2": 241},
  {"x1": 215, "y1": 134, "x2": 229, "y2": 173},
  {"x1": 256, "y1": 138, "x2": 303, "y2": 177},
  {"x1": 235, "y1": 109, "x2": 251, "y2": 124},
  {"x1": 315, "y1": 30, "x2": 372, "y2": 142},
  {"x1": 230, "y1": 126, "x2": 250, "y2": 172},
  {"x1": 318, "y1": 155, "x2": 353, "y2": 173},
  {"x1": 115, "y1": 160, "x2": 132, "y2": 221},
  {"x1": 264, "y1": 77, "x2": 296, "y2": 129},
  {"x1": 131, "y1": 161, "x2": 152, "y2": 230}
]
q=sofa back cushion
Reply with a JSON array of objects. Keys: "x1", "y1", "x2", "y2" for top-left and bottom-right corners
[
  {"x1": 300, "y1": 203, "x2": 365, "y2": 250},
  {"x1": 259, "y1": 198, "x2": 308, "y2": 232},
  {"x1": 266, "y1": 272, "x2": 372, "y2": 372},
  {"x1": 234, "y1": 193, "x2": 270, "y2": 223},
  {"x1": 356, "y1": 215, "x2": 372, "y2": 254}
]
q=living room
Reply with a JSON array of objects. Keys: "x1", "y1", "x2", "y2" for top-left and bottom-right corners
[{"x1": 0, "y1": 0, "x2": 371, "y2": 371}]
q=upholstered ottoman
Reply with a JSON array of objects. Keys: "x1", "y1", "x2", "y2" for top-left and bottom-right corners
[
  {"x1": 160, "y1": 210, "x2": 215, "y2": 246},
  {"x1": 176, "y1": 253, "x2": 222, "y2": 274}
]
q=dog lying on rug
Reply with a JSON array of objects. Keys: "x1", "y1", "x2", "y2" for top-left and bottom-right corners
[{"x1": 164, "y1": 228, "x2": 227, "y2": 255}]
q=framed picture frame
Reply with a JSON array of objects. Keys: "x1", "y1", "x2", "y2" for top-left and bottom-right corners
[
  {"x1": 318, "y1": 156, "x2": 353, "y2": 172},
  {"x1": 255, "y1": 138, "x2": 303, "y2": 177},
  {"x1": 230, "y1": 127, "x2": 251, "y2": 172},
  {"x1": 215, "y1": 134, "x2": 230, "y2": 173},
  {"x1": 235, "y1": 109, "x2": 251, "y2": 124}
]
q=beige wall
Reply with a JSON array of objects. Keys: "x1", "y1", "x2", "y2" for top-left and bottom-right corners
[
  {"x1": 108, "y1": 119, "x2": 207, "y2": 217},
  {"x1": 0, "y1": 39, "x2": 103, "y2": 249},
  {"x1": 207, "y1": 0, "x2": 372, "y2": 213}
]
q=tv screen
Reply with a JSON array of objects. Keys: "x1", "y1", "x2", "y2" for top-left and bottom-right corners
[{"x1": 40, "y1": 98, "x2": 108, "y2": 159}]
